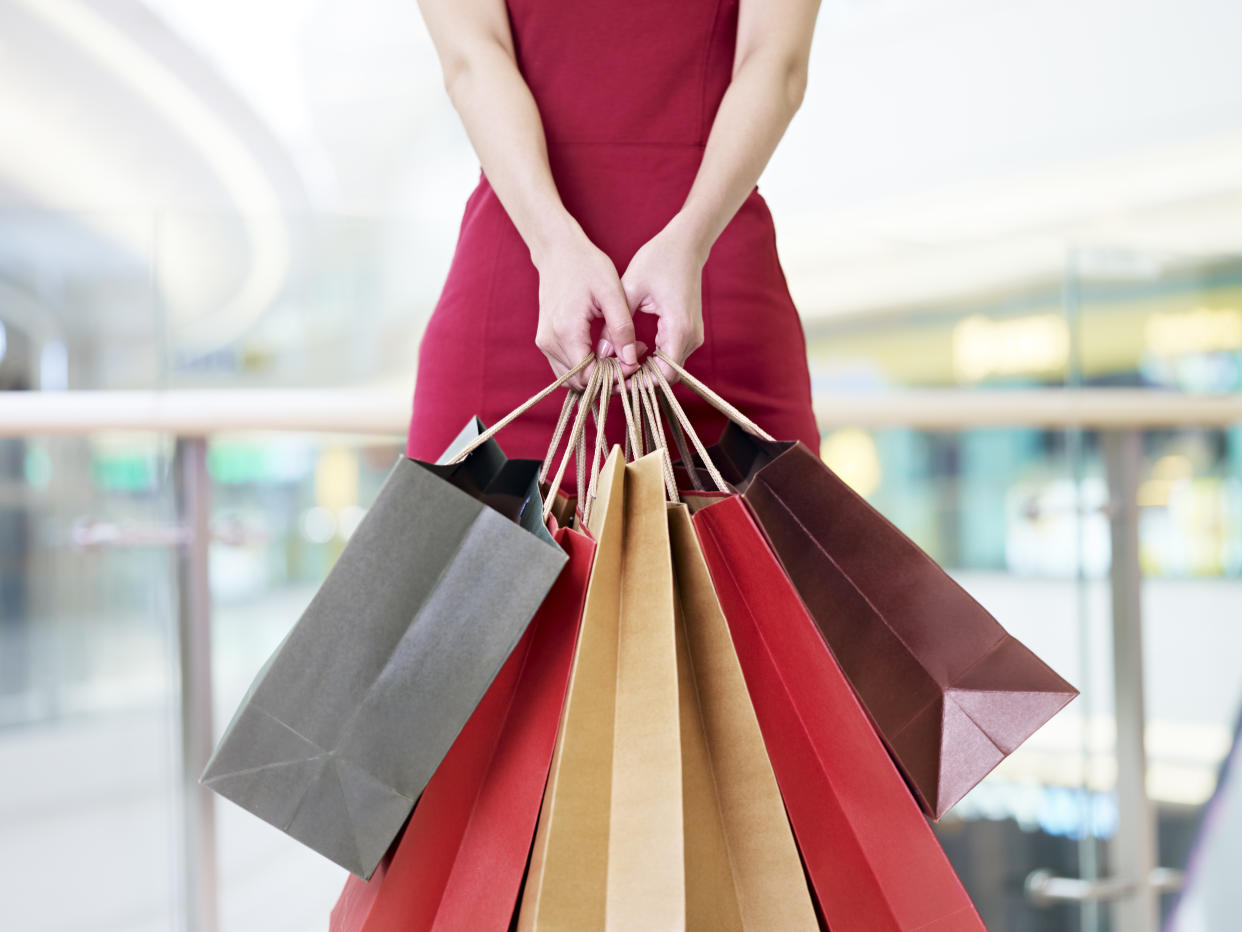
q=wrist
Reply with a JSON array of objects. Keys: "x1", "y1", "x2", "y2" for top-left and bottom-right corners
[
  {"x1": 528, "y1": 211, "x2": 588, "y2": 271},
  {"x1": 663, "y1": 211, "x2": 714, "y2": 268}
]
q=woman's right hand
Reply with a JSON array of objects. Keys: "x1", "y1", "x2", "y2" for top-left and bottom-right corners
[{"x1": 533, "y1": 225, "x2": 641, "y2": 391}]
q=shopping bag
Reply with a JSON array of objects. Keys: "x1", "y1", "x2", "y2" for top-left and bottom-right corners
[
  {"x1": 329, "y1": 518, "x2": 594, "y2": 930},
  {"x1": 517, "y1": 448, "x2": 685, "y2": 930},
  {"x1": 694, "y1": 494, "x2": 985, "y2": 931},
  {"x1": 702, "y1": 421, "x2": 1078, "y2": 818},
  {"x1": 668, "y1": 503, "x2": 818, "y2": 930},
  {"x1": 201, "y1": 416, "x2": 570, "y2": 878}
]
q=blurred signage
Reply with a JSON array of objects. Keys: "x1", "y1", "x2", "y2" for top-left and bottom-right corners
[
  {"x1": 1145, "y1": 306, "x2": 1242, "y2": 357},
  {"x1": 952, "y1": 312, "x2": 1070, "y2": 383}
]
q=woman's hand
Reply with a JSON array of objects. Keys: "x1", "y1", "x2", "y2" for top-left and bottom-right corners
[
  {"x1": 615, "y1": 218, "x2": 708, "y2": 386},
  {"x1": 533, "y1": 223, "x2": 641, "y2": 391}
]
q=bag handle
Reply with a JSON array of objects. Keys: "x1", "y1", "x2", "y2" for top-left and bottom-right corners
[
  {"x1": 581, "y1": 358, "x2": 625, "y2": 526},
  {"x1": 576, "y1": 375, "x2": 607, "y2": 520},
  {"x1": 644, "y1": 359, "x2": 732, "y2": 494},
  {"x1": 538, "y1": 388, "x2": 581, "y2": 486},
  {"x1": 543, "y1": 357, "x2": 645, "y2": 529},
  {"x1": 652, "y1": 349, "x2": 776, "y2": 442},
  {"x1": 615, "y1": 357, "x2": 642, "y2": 464},
  {"x1": 542, "y1": 361, "x2": 607, "y2": 523},
  {"x1": 636, "y1": 368, "x2": 681, "y2": 503},
  {"x1": 656, "y1": 384, "x2": 706, "y2": 493},
  {"x1": 447, "y1": 354, "x2": 595, "y2": 465},
  {"x1": 618, "y1": 364, "x2": 681, "y2": 503},
  {"x1": 461, "y1": 349, "x2": 769, "y2": 518}
]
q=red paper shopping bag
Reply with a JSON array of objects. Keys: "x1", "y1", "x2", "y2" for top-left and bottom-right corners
[
  {"x1": 330, "y1": 521, "x2": 594, "y2": 931},
  {"x1": 693, "y1": 495, "x2": 984, "y2": 932}
]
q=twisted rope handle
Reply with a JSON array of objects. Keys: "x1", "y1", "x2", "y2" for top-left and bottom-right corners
[
  {"x1": 542, "y1": 361, "x2": 607, "y2": 523},
  {"x1": 631, "y1": 367, "x2": 681, "y2": 503},
  {"x1": 630, "y1": 371, "x2": 648, "y2": 458},
  {"x1": 581, "y1": 358, "x2": 620, "y2": 526},
  {"x1": 615, "y1": 358, "x2": 642, "y2": 464},
  {"x1": 436, "y1": 350, "x2": 764, "y2": 521},
  {"x1": 656, "y1": 386, "x2": 706, "y2": 493},
  {"x1": 652, "y1": 350, "x2": 775, "y2": 442},
  {"x1": 539, "y1": 388, "x2": 580, "y2": 485},
  {"x1": 645, "y1": 360, "x2": 731, "y2": 494},
  {"x1": 448, "y1": 354, "x2": 596, "y2": 465}
]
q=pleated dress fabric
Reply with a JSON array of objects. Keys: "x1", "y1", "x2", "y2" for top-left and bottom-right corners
[{"x1": 405, "y1": 0, "x2": 820, "y2": 487}]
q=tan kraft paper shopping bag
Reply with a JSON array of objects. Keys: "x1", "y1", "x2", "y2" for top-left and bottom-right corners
[
  {"x1": 669, "y1": 503, "x2": 818, "y2": 931},
  {"x1": 518, "y1": 448, "x2": 684, "y2": 930}
]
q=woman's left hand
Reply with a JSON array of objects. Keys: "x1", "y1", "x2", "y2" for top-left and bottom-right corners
[{"x1": 607, "y1": 219, "x2": 708, "y2": 386}]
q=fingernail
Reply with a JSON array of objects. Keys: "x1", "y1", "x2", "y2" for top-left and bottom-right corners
[{"x1": 622, "y1": 343, "x2": 638, "y2": 366}]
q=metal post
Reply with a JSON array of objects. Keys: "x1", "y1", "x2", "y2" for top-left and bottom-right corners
[
  {"x1": 173, "y1": 436, "x2": 218, "y2": 932},
  {"x1": 1062, "y1": 248, "x2": 1103, "y2": 932},
  {"x1": 1103, "y1": 429, "x2": 1159, "y2": 932}
]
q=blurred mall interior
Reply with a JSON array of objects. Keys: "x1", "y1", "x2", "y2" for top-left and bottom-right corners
[{"x1": 1, "y1": 0, "x2": 1241, "y2": 930}]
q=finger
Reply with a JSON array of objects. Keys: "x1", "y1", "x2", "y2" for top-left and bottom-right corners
[
  {"x1": 653, "y1": 355, "x2": 680, "y2": 387},
  {"x1": 567, "y1": 350, "x2": 595, "y2": 391},
  {"x1": 600, "y1": 332, "x2": 647, "y2": 358},
  {"x1": 539, "y1": 333, "x2": 581, "y2": 390},
  {"x1": 598, "y1": 282, "x2": 638, "y2": 366},
  {"x1": 654, "y1": 330, "x2": 694, "y2": 387},
  {"x1": 544, "y1": 352, "x2": 582, "y2": 393},
  {"x1": 544, "y1": 341, "x2": 593, "y2": 392},
  {"x1": 559, "y1": 315, "x2": 596, "y2": 390},
  {"x1": 616, "y1": 339, "x2": 647, "y2": 379}
]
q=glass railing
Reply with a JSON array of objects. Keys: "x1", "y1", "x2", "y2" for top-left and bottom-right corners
[
  {"x1": 5, "y1": 408, "x2": 1240, "y2": 932},
  {"x1": 3, "y1": 207, "x2": 1240, "y2": 931}
]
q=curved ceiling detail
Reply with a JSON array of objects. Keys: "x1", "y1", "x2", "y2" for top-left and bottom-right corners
[{"x1": 0, "y1": 0, "x2": 309, "y2": 355}]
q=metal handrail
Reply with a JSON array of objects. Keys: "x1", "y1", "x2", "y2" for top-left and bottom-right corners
[
  {"x1": 0, "y1": 386, "x2": 1240, "y2": 436},
  {"x1": 1026, "y1": 868, "x2": 1186, "y2": 905}
]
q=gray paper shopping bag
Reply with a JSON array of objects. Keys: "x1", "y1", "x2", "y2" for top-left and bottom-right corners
[{"x1": 201, "y1": 418, "x2": 568, "y2": 878}]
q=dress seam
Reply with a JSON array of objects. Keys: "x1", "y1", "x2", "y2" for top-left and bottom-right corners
[
  {"x1": 699, "y1": 0, "x2": 726, "y2": 402},
  {"x1": 698, "y1": 0, "x2": 727, "y2": 144},
  {"x1": 704, "y1": 260, "x2": 718, "y2": 421},
  {"x1": 478, "y1": 207, "x2": 505, "y2": 424}
]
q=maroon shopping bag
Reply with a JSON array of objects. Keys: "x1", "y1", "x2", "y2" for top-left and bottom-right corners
[
  {"x1": 693, "y1": 494, "x2": 985, "y2": 931},
  {"x1": 329, "y1": 520, "x2": 594, "y2": 931},
  {"x1": 702, "y1": 422, "x2": 1078, "y2": 819}
]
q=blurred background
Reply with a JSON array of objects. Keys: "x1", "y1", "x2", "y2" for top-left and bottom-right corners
[{"x1": 1, "y1": 0, "x2": 1240, "y2": 929}]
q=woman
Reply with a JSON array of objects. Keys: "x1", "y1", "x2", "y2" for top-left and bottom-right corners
[{"x1": 406, "y1": 0, "x2": 823, "y2": 482}]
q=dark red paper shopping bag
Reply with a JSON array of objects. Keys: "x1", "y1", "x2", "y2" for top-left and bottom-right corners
[
  {"x1": 693, "y1": 495, "x2": 984, "y2": 932},
  {"x1": 330, "y1": 522, "x2": 594, "y2": 932},
  {"x1": 700, "y1": 423, "x2": 1078, "y2": 819}
]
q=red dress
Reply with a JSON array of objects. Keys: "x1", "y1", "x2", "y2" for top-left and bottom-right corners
[{"x1": 405, "y1": 0, "x2": 819, "y2": 487}]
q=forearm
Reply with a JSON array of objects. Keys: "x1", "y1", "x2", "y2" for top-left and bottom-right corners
[
  {"x1": 425, "y1": 16, "x2": 581, "y2": 265},
  {"x1": 670, "y1": 53, "x2": 808, "y2": 262},
  {"x1": 668, "y1": 0, "x2": 819, "y2": 261}
]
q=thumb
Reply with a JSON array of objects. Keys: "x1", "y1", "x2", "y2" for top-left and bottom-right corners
[{"x1": 598, "y1": 282, "x2": 638, "y2": 367}]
